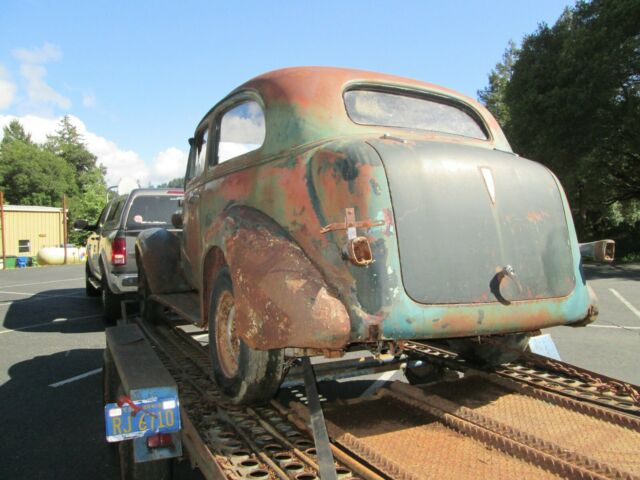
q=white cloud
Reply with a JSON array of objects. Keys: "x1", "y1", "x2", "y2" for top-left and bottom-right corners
[
  {"x1": 0, "y1": 65, "x2": 17, "y2": 110},
  {"x1": 0, "y1": 114, "x2": 185, "y2": 187},
  {"x1": 20, "y1": 64, "x2": 71, "y2": 110},
  {"x1": 9, "y1": 43, "x2": 71, "y2": 113},
  {"x1": 12, "y1": 42, "x2": 62, "y2": 64},
  {"x1": 151, "y1": 147, "x2": 187, "y2": 185},
  {"x1": 82, "y1": 92, "x2": 96, "y2": 108}
]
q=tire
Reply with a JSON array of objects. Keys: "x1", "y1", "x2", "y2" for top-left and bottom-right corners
[
  {"x1": 445, "y1": 333, "x2": 529, "y2": 367},
  {"x1": 85, "y1": 263, "x2": 100, "y2": 297},
  {"x1": 404, "y1": 361, "x2": 448, "y2": 385},
  {"x1": 208, "y1": 268, "x2": 285, "y2": 405},
  {"x1": 138, "y1": 263, "x2": 164, "y2": 324},
  {"x1": 101, "y1": 268, "x2": 121, "y2": 324}
]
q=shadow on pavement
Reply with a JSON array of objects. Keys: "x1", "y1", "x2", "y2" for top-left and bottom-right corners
[
  {"x1": 1, "y1": 288, "x2": 104, "y2": 334},
  {"x1": 0, "y1": 348, "x2": 118, "y2": 479},
  {"x1": 583, "y1": 263, "x2": 640, "y2": 281}
]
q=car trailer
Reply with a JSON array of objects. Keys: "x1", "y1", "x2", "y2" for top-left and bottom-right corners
[{"x1": 103, "y1": 304, "x2": 640, "y2": 480}]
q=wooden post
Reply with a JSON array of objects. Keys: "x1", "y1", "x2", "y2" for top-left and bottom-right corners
[
  {"x1": 62, "y1": 195, "x2": 68, "y2": 265},
  {"x1": 0, "y1": 192, "x2": 6, "y2": 270}
]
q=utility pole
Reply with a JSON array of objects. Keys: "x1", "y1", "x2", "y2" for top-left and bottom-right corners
[
  {"x1": 0, "y1": 192, "x2": 6, "y2": 270},
  {"x1": 62, "y1": 195, "x2": 68, "y2": 265}
]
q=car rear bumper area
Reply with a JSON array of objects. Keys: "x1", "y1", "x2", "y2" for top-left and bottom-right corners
[{"x1": 107, "y1": 272, "x2": 138, "y2": 294}]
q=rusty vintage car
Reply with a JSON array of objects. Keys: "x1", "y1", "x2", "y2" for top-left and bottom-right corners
[{"x1": 136, "y1": 67, "x2": 613, "y2": 405}]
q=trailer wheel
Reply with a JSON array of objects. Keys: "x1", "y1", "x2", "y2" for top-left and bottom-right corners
[
  {"x1": 445, "y1": 333, "x2": 529, "y2": 366},
  {"x1": 86, "y1": 263, "x2": 100, "y2": 297},
  {"x1": 208, "y1": 268, "x2": 285, "y2": 405},
  {"x1": 101, "y1": 267, "x2": 121, "y2": 324},
  {"x1": 138, "y1": 263, "x2": 164, "y2": 324}
]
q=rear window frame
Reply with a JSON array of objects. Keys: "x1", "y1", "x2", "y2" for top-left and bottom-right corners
[
  {"x1": 123, "y1": 193, "x2": 183, "y2": 231},
  {"x1": 343, "y1": 85, "x2": 491, "y2": 141}
]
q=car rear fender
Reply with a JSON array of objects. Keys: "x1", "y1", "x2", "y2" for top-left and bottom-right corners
[
  {"x1": 202, "y1": 206, "x2": 351, "y2": 351},
  {"x1": 135, "y1": 228, "x2": 191, "y2": 294}
]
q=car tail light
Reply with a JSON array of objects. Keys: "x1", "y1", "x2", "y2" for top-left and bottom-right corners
[
  {"x1": 112, "y1": 237, "x2": 126, "y2": 265},
  {"x1": 146, "y1": 433, "x2": 173, "y2": 449}
]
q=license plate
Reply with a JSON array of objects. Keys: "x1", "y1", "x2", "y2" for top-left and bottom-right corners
[{"x1": 105, "y1": 397, "x2": 181, "y2": 442}]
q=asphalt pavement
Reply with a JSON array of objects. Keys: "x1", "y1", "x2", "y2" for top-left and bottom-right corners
[{"x1": 0, "y1": 263, "x2": 638, "y2": 479}]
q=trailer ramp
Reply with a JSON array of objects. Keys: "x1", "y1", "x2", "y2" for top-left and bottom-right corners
[{"x1": 129, "y1": 317, "x2": 640, "y2": 480}]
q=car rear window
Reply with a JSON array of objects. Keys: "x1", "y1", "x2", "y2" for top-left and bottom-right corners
[
  {"x1": 344, "y1": 89, "x2": 488, "y2": 140},
  {"x1": 125, "y1": 195, "x2": 183, "y2": 230}
]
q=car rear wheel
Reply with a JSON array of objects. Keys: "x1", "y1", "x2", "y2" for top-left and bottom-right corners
[
  {"x1": 404, "y1": 361, "x2": 449, "y2": 385},
  {"x1": 445, "y1": 333, "x2": 529, "y2": 366},
  {"x1": 85, "y1": 263, "x2": 100, "y2": 297},
  {"x1": 208, "y1": 268, "x2": 284, "y2": 405},
  {"x1": 101, "y1": 268, "x2": 121, "y2": 324},
  {"x1": 138, "y1": 263, "x2": 164, "y2": 324}
]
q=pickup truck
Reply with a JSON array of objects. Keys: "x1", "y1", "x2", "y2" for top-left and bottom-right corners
[
  {"x1": 135, "y1": 67, "x2": 613, "y2": 405},
  {"x1": 74, "y1": 188, "x2": 183, "y2": 323}
]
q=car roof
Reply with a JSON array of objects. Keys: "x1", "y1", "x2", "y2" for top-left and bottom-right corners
[{"x1": 197, "y1": 66, "x2": 511, "y2": 155}]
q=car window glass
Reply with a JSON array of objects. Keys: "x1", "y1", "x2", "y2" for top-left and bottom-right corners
[
  {"x1": 192, "y1": 129, "x2": 208, "y2": 177},
  {"x1": 104, "y1": 198, "x2": 125, "y2": 227},
  {"x1": 125, "y1": 195, "x2": 183, "y2": 230},
  {"x1": 344, "y1": 89, "x2": 488, "y2": 140},
  {"x1": 97, "y1": 205, "x2": 110, "y2": 226},
  {"x1": 216, "y1": 100, "x2": 265, "y2": 164}
]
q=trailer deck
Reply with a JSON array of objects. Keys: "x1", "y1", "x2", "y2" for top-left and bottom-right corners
[{"x1": 105, "y1": 312, "x2": 640, "y2": 480}]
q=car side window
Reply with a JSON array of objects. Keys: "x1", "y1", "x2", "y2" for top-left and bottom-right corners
[
  {"x1": 104, "y1": 197, "x2": 126, "y2": 229},
  {"x1": 214, "y1": 100, "x2": 265, "y2": 165},
  {"x1": 96, "y1": 204, "x2": 110, "y2": 228}
]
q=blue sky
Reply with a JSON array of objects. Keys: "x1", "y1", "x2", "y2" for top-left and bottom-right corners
[{"x1": 0, "y1": 0, "x2": 573, "y2": 186}]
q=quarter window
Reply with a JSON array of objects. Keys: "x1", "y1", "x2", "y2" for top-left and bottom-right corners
[
  {"x1": 215, "y1": 100, "x2": 265, "y2": 164},
  {"x1": 194, "y1": 129, "x2": 208, "y2": 176}
]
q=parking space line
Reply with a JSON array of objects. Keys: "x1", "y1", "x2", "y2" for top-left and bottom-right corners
[
  {"x1": 588, "y1": 324, "x2": 640, "y2": 330},
  {"x1": 0, "y1": 290, "x2": 85, "y2": 297},
  {"x1": 360, "y1": 370, "x2": 397, "y2": 397},
  {"x1": 0, "y1": 313, "x2": 101, "y2": 335},
  {"x1": 0, "y1": 277, "x2": 83, "y2": 289},
  {"x1": 609, "y1": 288, "x2": 640, "y2": 319},
  {"x1": 49, "y1": 368, "x2": 102, "y2": 388}
]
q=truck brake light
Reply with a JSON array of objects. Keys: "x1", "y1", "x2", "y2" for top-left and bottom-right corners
[{"x1": 112, "y1": 237, "x2": 126, "y2": 265}]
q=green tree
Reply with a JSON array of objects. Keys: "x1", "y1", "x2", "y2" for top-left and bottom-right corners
[
  {"x1": 45, "y1": 117, "x2": 108, "y2": 243},
  {"x1": 157, "y1": 177, "x2": 184, "y2": 188},
  {"x1": 46, "y1": 116, "x2": 99, "y2": 178},
  {"x1": 477, "y1": 40, "x2": 519, "y2": 129},
  {"x1": 484, "y1": 0, "x2": 640, "y2": 248},
  {"x1": 1, "y1": 120, "x2": 33, "y2": 146},
  {"x1": 0, "y1": 118, "x2": 108, "y2": 245},
  {"x1": 0, "y1": 136, "x2": 76, "y2": 205}
]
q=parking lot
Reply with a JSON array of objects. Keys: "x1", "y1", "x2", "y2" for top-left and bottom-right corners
[{"x1": 0, "y1": 263, "x2": 638, "y2": 479}]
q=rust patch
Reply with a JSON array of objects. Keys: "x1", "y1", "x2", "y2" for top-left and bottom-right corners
[
  {"x1": 527, "y1": 211, "x2": 548, "y2": 223},
  {"x1": 224, "y1": 211, "x2": 350, "y2": 350}
]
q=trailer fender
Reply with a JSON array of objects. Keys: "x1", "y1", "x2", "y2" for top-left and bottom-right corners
[
  {"x1": 136, "y1": 228, "x2": 191, "y2": 295},
  {"x1": 205, "y1": 206, "x2": 351, "y2": 351}
]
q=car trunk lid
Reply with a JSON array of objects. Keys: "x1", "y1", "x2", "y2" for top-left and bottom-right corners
[{"x1": 368, "y1": 139, "x2": 575, "y2": 305}]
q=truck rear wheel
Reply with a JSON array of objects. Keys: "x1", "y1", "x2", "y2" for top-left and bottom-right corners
[
  {"x1": 138, "y1": 263, "x2": 164, "y2": 324},
  {"x1": 102, "y1": 269, "x2": 121, "y2": 324},
  {"x1": 208, "y1": 268, "x2": 284, "y2": 405},
  {"x1": 86, "y1": 263, "x2": 100, "y2": 297}
]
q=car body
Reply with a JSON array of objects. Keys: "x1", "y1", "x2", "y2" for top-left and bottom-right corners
[
  {"x1": 75, "y1": 187, "x2": 183, "y2": 322},
  {"x1": 137, "y1": 67, "x2": 605, "y2": 403}
]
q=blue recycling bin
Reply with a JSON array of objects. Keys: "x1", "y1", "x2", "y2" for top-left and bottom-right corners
[{"x1": 16, "y1": 256, "x2": 28, "y2": 268}]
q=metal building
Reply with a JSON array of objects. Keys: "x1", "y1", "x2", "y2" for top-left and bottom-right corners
[{"x1": 0, "y1": 205, "x2": 64, "y2": 257}]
